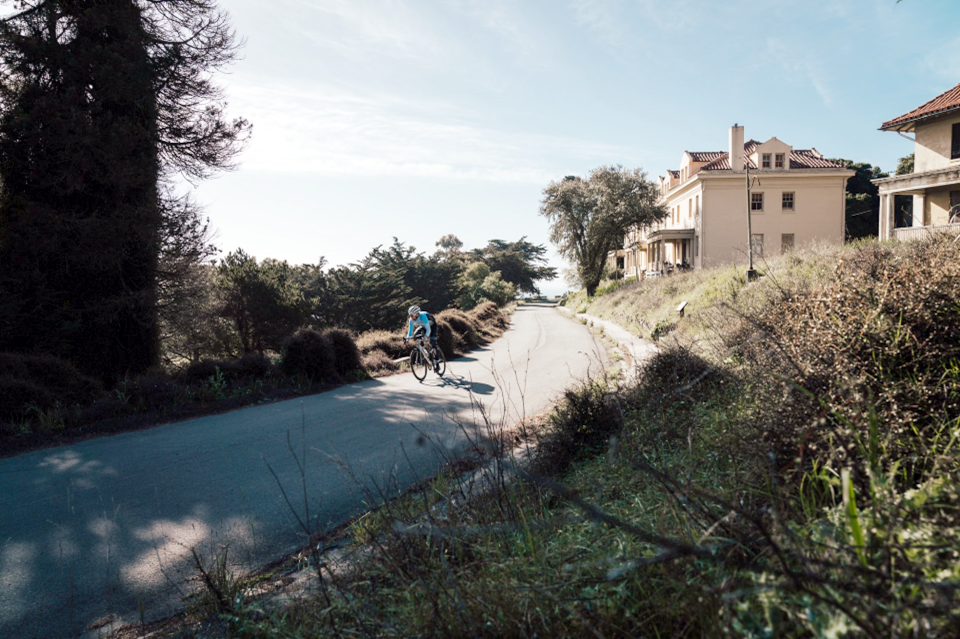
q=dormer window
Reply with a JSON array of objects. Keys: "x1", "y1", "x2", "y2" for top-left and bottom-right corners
[
  {"x1": 775, "y1": 153, "x2": 785, "y2": 168},
  {"x1": 762, "y1": 154, "x2": 771, "y2": 169}
]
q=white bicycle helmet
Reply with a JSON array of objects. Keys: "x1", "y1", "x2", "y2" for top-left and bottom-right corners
[{"x1": 408, "y1": 305, "x2": 421, "y2": 317}]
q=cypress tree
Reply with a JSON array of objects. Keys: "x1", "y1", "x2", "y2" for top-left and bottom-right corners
[{"x1": 0, "y1": 1, "x2": 249, "y2": 383}]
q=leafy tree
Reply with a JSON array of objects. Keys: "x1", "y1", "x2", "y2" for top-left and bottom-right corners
[
  {"x1": 896, "y1": 153, "x2": 914, "y2": 175},
  {"x1": 458, "y1": 262, "x2": 516, "y2": 308},
  {"x1": 469, "y1": 238, "x2": 557, "y2": 295},
  {"x1": 0, "y1": 0, "x2": 249, "y2": 382},
  {"x1": 831, "y1": 159, "x2": 888, "y2": 240},
  {"x1": 540, "y1": 166, "x2": 665, "y2": 296},
  {"x1": 215, "y1": 251, "x2": 307, "y2": 355},
  {"x1": 436, "y1": 234, "x2": 464, "y2": 258}
]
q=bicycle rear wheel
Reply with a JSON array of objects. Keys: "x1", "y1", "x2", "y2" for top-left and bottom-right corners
[
  {"x1": 434, "y1": 346, "x2": 446, "y2": 377},
  {"x1": 410, "y1": 347, "x2": 428, "y2": 381}
]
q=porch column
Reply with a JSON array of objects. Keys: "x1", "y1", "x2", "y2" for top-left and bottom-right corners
[
  {"x1": 913, "y1": 193, "x2": 926, "y2": 227},
  {"x1": 879, "y1": 192, "x2": 893, "y2": 241}
]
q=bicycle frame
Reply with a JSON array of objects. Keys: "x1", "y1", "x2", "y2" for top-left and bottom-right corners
[
  {"x1": 409, "y1": 334, "x2": 445, "y2": 380},
  {"x1": 413, "y1": 336, "x2": 434, "y2": 365}
]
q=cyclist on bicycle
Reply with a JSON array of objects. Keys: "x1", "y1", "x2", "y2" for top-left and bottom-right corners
[{"x1": 404, "y1": 305, "x2": 439, "y2": 358}]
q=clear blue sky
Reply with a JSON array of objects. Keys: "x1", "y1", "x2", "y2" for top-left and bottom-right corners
[{"x1": 191, "y1": 0, "x2": 960, "y2": 294}]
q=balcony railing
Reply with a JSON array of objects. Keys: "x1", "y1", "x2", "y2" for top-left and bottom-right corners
[{"x1": 892, "y1": 223, "x2": 960, "y2": 242}]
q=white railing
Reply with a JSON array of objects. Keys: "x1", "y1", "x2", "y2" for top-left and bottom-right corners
[{"x1": 892, "y1": 223, "x2": 960, "y2": 242}]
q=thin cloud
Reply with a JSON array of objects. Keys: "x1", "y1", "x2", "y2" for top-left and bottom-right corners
[
  {"x1": 766, "y1": 37, "x2": 835, "y2": 108},
  {"x1": 569, "y1": 0, "x2": 627, "y2": 48},
  {"x1": 923, "y1": 34, "x2": 960, "y2": 84},
  {"x1": 451, "y1": 0, "x2": 541, "y2": 59},
  {"x1": 229, "y1": 78, "x2": 630, "y2": 183},
  {"x1": 283, "y1": 0, "x2": 444, "y2": 60}
]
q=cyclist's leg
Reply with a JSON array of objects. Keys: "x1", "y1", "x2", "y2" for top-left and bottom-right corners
[{"x1": 430, "y1": 335, "x2": 439, "y2": 369}]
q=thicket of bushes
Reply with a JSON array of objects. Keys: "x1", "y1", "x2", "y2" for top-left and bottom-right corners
[{"x1": 0, "y1": 303, "x2": 511, "y2": 453}]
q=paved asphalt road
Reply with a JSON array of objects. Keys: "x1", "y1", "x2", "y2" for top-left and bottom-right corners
[{"x1": 0, "y1": 303, "x2": 607, "y2": 638}]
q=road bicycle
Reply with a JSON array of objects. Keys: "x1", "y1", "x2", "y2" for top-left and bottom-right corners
[{"x1": 408, "y1": 330, "x2": 446, "y2": 381}]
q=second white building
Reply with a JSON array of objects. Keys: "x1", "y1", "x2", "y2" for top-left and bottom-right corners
[{"x1": 624, "y1": 126, "x2": 853, "y2": 276}]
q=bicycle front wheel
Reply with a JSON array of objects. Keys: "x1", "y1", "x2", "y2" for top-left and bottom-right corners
[
  {"x1": 434, "y1": 347, "x2": 446, "y2": 377},
  {"x1": 410, "y1": 347, "x2": 428, "y2": 381}
]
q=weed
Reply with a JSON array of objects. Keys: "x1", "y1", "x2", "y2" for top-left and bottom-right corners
[
  {"x1": 204, "y1": 367, "x2": 229, "y2": 401},
  {"x1": 29, "y1": 400, "x2": 67, "y2": 432}
]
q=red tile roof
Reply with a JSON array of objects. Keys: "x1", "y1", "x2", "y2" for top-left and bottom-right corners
[
  {"x1": 697, "y1": 142, "x2": 846, "y2": 171},
  {"x1": 688, "y1": 151, "x2": 725, "y2": 162},
  {"x1": 668, "y1": 170, "x2": 680, "y2": 178},
  {"x1": 790, "y1": 149, "x2": 846, "y2": 169},
  {"x1": 881, "y1": 82, "x2": 960, "y2": 131},
  {"x1": 701, "y1": 155, "x2": 754, "y2": 171}
]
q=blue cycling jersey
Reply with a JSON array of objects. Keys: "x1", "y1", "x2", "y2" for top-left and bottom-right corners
[{"x1": 406, "y1": 311, "x2": 432, "y2": 339}]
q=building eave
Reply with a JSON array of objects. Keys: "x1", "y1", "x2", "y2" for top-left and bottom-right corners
[
  {"x1": 696, "y1": 169, "x2": 855, "y2": 178},
  {"x1": 872, "y1": 166, "x2": 960, "y2": 194},
  {"x1": 879, "y1": 106, "x2": 960, "y2": 133}
]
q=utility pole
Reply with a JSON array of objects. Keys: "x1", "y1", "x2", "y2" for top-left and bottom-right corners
[{"x1": 745, "y1": 163, "x2": 758, "y2": 281}]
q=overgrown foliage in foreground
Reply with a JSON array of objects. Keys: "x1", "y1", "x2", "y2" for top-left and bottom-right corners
[{"x1": 158, "y1": 236, "x2": 960, "y2": 637}]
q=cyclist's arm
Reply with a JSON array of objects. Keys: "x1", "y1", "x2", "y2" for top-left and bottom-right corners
[
  {"x1": 406, "y1": 318, "x2": 414, "y2": 339},
  {"x1": 420, "y1": 312, "x2": 431, "y2": 338}
]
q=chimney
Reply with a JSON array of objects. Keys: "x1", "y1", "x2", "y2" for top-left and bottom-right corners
[{"x1": 729, "y1": 124, "x2": 744, "y2": 172}]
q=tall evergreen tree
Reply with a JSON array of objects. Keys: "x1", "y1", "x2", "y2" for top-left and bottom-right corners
[{"x1": 0, "y1": 1, "x2": 249, "y2": 382}]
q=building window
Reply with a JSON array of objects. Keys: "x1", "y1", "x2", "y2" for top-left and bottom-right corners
[
  {"x1": 695, "y1": 195, "x2": 700, "y2": 216},
  {"x1": 953, "y1": 123, "x2": 960, "y2": 160},
  {"x1": 751, "y1": 192, "x2": 764, "y2": 211},
  {"x1": 775, "y1": 153, "x2": 785, "y2": 168},
  {"x1": 781, "y1": 234, "x2": 795, "y2": 253},
  {"x1": 688, "y1": 199, "x2": 692, "y2": 218},
  {"x1": 782, "y1": 192, "x2": 795, "y2": 210},
  {"x1": 695, "y1": 236, "x2": 699, "y2": 257},
  {"x1": 751, "y1": 234, "x2": 764, "y2": 257},
  {"x1": 762, "y1": 153, "x2": 771, "y2": 169}
]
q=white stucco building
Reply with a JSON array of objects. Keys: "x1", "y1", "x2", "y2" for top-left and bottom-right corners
[
  {"x1": 873, "y1": 81, "x2": 960, "y2": 241},
  {"x1": 623, "y1": 126, "x2": 853, "y2": 276}
]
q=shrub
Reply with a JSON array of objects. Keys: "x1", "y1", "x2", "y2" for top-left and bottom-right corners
[
  {"x1": 733, "y1": 235, "x2": 960, "y2": 474},
  {"x1": 468, "y1": 300, "x2": 502, "y2": 324},
  {"x1": 355, "y1": 329, "x2": 406, "y2": 359},
  {"x1": 362, "y1": 349, "x2": 399, "y2": 374},
  {"x1": 437, "y1": 309, "x2": 480, "y2": 347},
  {"x1": 0, "y1": 376, "x2": 54, "y2": 421},
  {"x1": 184, "y1": 354, "x2": 272, "y2": 383},
  {"x1": 281, "y1": 329, "x2": 340, "y2": 383},
  {"x1": 0, "y1": 353, "x2": 101, "y2": 418},
  {"x1": 530, "y1": 380, "x2": 623, "y2": 476},
  {"x1": 322, "y1": 328, "x2": 363, "y2": 377},
  {"x1": 233, "y1": 353, "x2": 272, "y2": 379},
  {"x1": 434, "y1": 318, "x2": 456, "y2": 359},
  {"x1": 184, "y1": 359, "x2": 228, "y2": 383}
]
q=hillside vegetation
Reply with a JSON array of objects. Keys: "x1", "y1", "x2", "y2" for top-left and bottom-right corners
[{"x1": 152, "y1": 236, "x2": 960, "y2": 638}]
